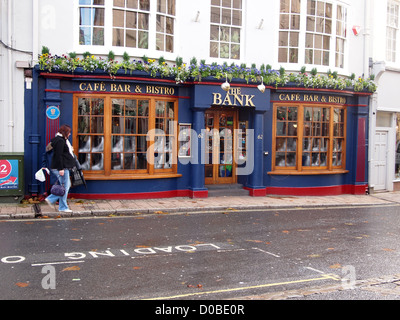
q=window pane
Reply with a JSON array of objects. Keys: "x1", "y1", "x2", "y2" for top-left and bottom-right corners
[
  {"x1": 93, "y1": 8, "x2": 104, "y2": 26},
  {"x1": 126, "y1": 11, "x2": 137, "y2": 28},
  {"x1": 126, "y1": 30, "x2": 137, "y2": 47},
  {"x1": 113, "y1": 28, "x2": 124, "y2": 46},
  {"x1": 113, "y1": 9, "x2": 124, "y2": 28}
]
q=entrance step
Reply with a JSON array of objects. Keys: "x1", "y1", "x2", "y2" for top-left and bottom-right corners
[{"x1": 207, "y1": 184, "x2": 249, "y2": 197}]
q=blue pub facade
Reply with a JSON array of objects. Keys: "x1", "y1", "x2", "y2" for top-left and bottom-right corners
[{"x1": 24, "y1": 66, "x2": 371, "y2": 199}]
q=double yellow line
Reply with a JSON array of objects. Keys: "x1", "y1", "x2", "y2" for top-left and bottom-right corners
[{"x1": 144, "y1": 273, "x2": 339, "y2": 300}]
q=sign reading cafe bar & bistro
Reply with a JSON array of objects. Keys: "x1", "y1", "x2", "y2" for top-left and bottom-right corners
[
  {"x1": 278, "y1": 93, "x2": 347, "y2": 104},
  {"x1": 78, "y1": 82, "x2": 176, "y2": 96}
]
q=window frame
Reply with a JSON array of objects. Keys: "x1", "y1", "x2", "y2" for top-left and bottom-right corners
[
  {"x1": 210, "y1": 0, "x2": 243, "y2": 60},
  {"x1": 386, "y1": 0, "x2": 400, "y2": 63},
  {"x1": 271, "y1": 102, "x2": 348, "y2": 175},
  {"x1": 75, "y1": 0, "x2": 176, "y2": 56},
  {"x1": 277, "y1": 0, "x2": 349, "y2": 71},
  {"x1": 73, "y1": 93, "x2": 180, "y2": 180}
]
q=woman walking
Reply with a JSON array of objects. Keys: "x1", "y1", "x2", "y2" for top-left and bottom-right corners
[{"x1": 45, "y1": 124, "x2": 75, "y2": 213}]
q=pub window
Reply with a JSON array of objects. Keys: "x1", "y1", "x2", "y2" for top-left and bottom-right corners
[
  {"x1": 74, "y1": 95, "x2": 178, "y2": 179},
  {"x1": 272, "y1": 104, "x2": 346, "y2": 173}
]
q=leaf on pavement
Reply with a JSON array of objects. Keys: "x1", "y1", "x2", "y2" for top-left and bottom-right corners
[
  {"x1": 329, "y1": 263, "x2": 342, "y2": 269},
  {"x1": 15, "y1": 282, "x2": 29, "y2": 288},
  {"x1": 62, "y1": 266, "x2": 81, "y2": 272},
  {"x1": 155, "y1": 211, "x2": 169, "y2": 214}
]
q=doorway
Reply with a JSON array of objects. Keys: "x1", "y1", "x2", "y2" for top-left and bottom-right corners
[
  {"x1": 372, "y1": 129, "x2": 389, "y2": 191},
  {"x1": 205, "y1": 108, "x2": 238, "y2": 185}
]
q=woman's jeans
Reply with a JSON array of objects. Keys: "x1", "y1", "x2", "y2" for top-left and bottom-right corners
[{"x1": 46, "y1": 169, "x2": 71, "y2": 211}]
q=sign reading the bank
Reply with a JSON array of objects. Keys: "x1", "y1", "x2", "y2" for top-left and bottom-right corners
[
  {"x1": 78, "y1": 82, "x2": 175, "y2": 96},
  {"x1": 213, "y1": 88, "x2": 255, "y2": 107}
]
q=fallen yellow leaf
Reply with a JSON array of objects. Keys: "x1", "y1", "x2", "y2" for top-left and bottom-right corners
[
  {"x1": 62, "y1": 266, "x2": 81, "y2": 272},
  {"x1": 15, "y1": 282, "x2": 29, "y2": 288}
]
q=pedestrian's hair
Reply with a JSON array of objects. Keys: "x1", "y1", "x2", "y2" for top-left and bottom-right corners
[{"x1": 58, "y1": 124, "x2": 72, "y2": 139}]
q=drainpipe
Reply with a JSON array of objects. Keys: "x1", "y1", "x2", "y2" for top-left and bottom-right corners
[
  {"x1": 32, "y1": 0, "x2": 39, "y2": 64},
  {"x1": 7, "y1": 0, "x2": 14, "y2": 152},
  {"x1": 363, "y1": 0, "x2": 371, "y2": 78}
]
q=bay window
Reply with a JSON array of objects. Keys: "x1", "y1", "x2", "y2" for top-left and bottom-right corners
[
  {"x1": 74, "y1": 95, "x2": 178, "y2": 179},
  {"x1": 272, "y1": 103, "x2": 346, "y2": 173},
  {"x1": 278, "y1": 0, "x2": 348, "y2": 69}
]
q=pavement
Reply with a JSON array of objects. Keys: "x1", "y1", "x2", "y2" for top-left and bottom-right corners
[{"x1": 0, "y1": 190, "x2": 400, "y2": 220}]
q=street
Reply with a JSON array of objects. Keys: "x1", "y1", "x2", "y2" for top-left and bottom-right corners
[{"x1": 2, "y1": 203, "x2": 400, "y2": 304}]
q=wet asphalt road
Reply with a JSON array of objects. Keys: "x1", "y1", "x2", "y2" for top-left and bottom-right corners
[{"x1": 2, "y1": 203, "x2": 400, "y2": 302}]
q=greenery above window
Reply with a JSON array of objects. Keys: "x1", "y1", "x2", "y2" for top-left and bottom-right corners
[{"x1": 37, "y1": 50, "x2": 377, "y2": 93}]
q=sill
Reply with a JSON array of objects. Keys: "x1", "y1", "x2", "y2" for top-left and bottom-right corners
[
  {"x1": 268, "y1": 169, "x2": 349, "y2": 176},
  {"x1": 83, "y1": 173, "x2": 182, "y2": 180}
]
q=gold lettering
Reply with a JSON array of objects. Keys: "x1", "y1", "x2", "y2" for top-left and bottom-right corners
[
  {"x1": 111, "y1": 84, "x2": 117, "y2": 92},
  {"x1": 234, "y1": 94, "x2": 243, "y2": 106},
  {"x1": 223, "y1": 93, "x2": 233, "y2": 105},
  {"x1": 125, "y1": 84, "x2": 131, "y2": 92},
  {"x1": 79, "y1": 83, "x2": 87, "y2": 91},
  {"x1": 100, "y1": 82, "x2": 106, "y2": 91},
  {"x1": 245, "y1": 95, "x2": 255, "y2": 107},
  {"x1": 213, "y1": 93, "x2": 222, "y2": 105}
]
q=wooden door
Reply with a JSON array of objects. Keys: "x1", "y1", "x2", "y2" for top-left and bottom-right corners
[{"x1": 205, "y1": 108, "x2": 237, "y2": 185}]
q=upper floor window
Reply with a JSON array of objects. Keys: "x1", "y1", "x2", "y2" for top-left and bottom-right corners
[
  {"x1": 112, "y1": 0, "x2": 150, "y2": 49},
  {"x1": 387, "y1": 1, "x2": 399, "y2": 62},
  {"x1": 79, "y1": 0, "x2": 105, "y2": 46},
  {"x1": 335, "y1": 5, "x2": 347, "y2": 68},
  {"x1": 78, "y1": 0, "x2": 176, "y2": 53},
  {"x1": 156, "y1": 0, "x2": 176, "y2": 52},
  {"x1": 305, "y1": 0, "x2": 332, "y2": 66},
  {"x1": 278, "y1": 0, "x2": 348, "y2": 69},
  {"x1": 278, "y1": 0, "x2": 301, "y2": 63},
  {"x1": 210, "y1": 0, "x2": 242, "y2": 60}
]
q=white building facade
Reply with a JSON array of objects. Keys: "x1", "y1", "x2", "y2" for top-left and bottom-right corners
[
  {"x1": 0, "y1": 0, "x2": 371, "y2": 152},
  {"x1": 1, "y1": 0, "x2": 384, "y2": 198},
  {"x1": 368, "y1": 0, "x2": 400, "y2": 192}
]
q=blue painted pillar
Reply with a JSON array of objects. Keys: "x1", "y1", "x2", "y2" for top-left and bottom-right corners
[
  {"x1": 247, "y1": 110, "x2": 267, "y2": 196},
  {"x1": 190, "y1": 108, "x2": 208, "y2": 198}
]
